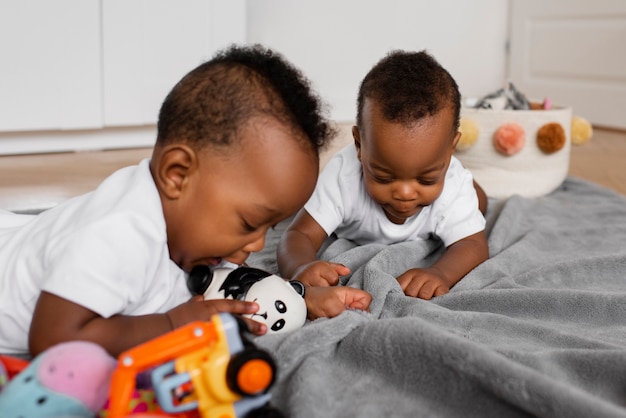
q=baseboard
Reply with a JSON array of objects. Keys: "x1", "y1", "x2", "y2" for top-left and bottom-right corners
[
  {"x1": 0, "y1": 126, "x2": 156, "y2": 156},
  {"x1": 0, "y1": 122, "x2": 357, "y2": 158}
]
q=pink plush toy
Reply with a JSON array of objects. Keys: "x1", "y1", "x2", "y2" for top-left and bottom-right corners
[
  {"x1": 0, "y1": 341, "x2": 116, "y2": 418},
  {"x1": 0, "y1": 359, "x2": 7, "y2": 392}
]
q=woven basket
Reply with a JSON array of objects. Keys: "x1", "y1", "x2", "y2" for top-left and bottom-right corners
[{"x1": 455, "y1": 106, "x2": 572, "y2": 199}]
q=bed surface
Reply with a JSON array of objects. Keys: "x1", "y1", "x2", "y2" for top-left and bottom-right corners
[{"x1": 247, "y1": 177, "x2": 626, "y2": 418}]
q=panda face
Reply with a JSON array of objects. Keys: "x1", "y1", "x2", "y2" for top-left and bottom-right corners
[
  {"x1": 242, "y1": 275, "x2": 307, "y2": 334},
  {"x1": 200, "y1": 267, "x2": 307, "y2": 334}
]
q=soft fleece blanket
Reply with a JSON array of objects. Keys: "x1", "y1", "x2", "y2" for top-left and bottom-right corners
[{"x1": 247, "y1": 177, "x2": 626, "y2": 418}]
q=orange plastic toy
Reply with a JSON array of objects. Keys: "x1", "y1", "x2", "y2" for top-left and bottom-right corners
[
  {"x1": 106, "y1": 313, "x2": 280, "y2": 418},
  {"x1": 0, "y1": 355, "x2": 29, "y2": 380}
]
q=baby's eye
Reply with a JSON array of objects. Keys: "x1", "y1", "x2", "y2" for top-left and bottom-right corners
[
  {"x1": 418, "y1": 179, "x2": 437, "y2": 186},
  {"x1": 275, "y1": 300, "x2": 286, "y2": 313},
  {"x1": 241, "y1": 219, "x2": 257, "y2": 232},
  {"x1": 373, "y1": 176, "x2": 393, "y2": 184}
]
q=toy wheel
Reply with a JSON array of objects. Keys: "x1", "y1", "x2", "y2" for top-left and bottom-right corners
[
  {"x1": 243, "y1": 402, "x2": 286, "y2": 418},
  {"x1": 227, "y1": 348, "x2": 276, "y2": 396}
]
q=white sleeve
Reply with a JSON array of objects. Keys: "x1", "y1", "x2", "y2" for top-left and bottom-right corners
[
  {"x1": 304, "y1": 150, "x2": 352, "y2": 237},
  {"x1": 42, "y1": 213, "x2": 159, "y2": 318},
  {"x1": 434, "y1": 160, "x2": 486, "y2": 247}
]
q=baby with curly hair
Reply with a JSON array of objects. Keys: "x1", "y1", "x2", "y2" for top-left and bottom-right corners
[
  {"x1": 0, "y1": 44, "x2": 371, "y2": 358},
  {"x1": 278, "y1": 50, "x2": 489, "y2": 313}
]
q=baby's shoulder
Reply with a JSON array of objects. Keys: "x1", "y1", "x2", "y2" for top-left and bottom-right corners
[{"x1": 433, "y1": 158, "x2": 475, "y2": 208}]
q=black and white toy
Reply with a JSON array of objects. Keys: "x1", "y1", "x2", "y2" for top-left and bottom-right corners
[{"x1": 187, "y1": 266, "x2": 307, "y2": 334}]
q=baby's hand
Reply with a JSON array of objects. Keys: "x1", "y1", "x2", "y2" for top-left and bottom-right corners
[
  {"x1": 397, "y1": 267, "x2": 450, "y2": 300},
  {"x1": 294, "y1": 260, "x2": 350, "y2": 287},
  {"x1": 166, "y1": 296, "x2": 267, "y2": 335},
  {"x1": 305, "y1": 286, "x2": 372, "y2": 320}
]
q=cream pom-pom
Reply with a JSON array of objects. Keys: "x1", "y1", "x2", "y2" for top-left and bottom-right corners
[
  {"x1": 571, "y1": 116, "x2": 593, "y2": 145},
  {"x1": 457, "y1": 118, "x2": 479, "y2": 151}
]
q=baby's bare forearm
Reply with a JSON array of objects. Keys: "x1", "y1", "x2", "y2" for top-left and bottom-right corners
[
  {"x1": 30, "y1": 311, "x2": 172, "y2": 358},
  {"x1": 277, "y1": 230, "x2": 319, "y2": 279},
  {"x1": 431, "y1": 232, "x2": 489, "y2": 288},
  {"x1": 29, "y1": 291, "x2": 173, "y2": 357},
  {"x1": 76, "y1": 313, "x2": 173, "y2": 357}
]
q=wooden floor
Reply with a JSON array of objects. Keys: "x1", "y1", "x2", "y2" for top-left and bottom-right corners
[
  {"x1": 568, "y1": 127, "x2": 626, "y2": 196},
  {"x1": 0, "y1": 127, "x2": 624, "y2": 211},
  {"x1": 0, "y1": 148, "x2": 153, "y2": 211}
]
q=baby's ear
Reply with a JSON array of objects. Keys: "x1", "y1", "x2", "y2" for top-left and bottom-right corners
[
  {"x1": 352, "y1": 126, "x2": 362, "y2": 160},
  {"x1": 152, "y1": 144, "x2": 196, "y2": 199},
  {"x1": 451, "y1": 131, "x2": 461, "y2": 150}
]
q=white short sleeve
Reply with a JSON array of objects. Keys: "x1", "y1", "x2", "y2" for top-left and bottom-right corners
[
  {"x1": 304, "y1": 145, "x2": 361, "y2": 236},
  {"x1": 432, "y1": 157, "x2": 486, "y2": 246}
]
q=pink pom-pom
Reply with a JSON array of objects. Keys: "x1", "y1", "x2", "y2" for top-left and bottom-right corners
[{"x1": 493, "y1": 123, "x2": 525, "y2": 156}]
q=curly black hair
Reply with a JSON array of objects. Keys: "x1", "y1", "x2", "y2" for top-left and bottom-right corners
[
  {"x1": 156, "y1": 44, "x2": 334, "y2": 154},
  {"x1": 356, "y1": 50, "x2": 460, "y2": 132}
]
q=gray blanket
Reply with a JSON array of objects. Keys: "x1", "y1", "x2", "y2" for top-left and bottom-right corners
[{"x1": 247, "y1": 177, "x2": 626, "y2": 418}]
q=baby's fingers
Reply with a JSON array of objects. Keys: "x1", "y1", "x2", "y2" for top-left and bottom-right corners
[
  {"x1": 414, "y1": 281, "x2": 448, "y2": 300},
  {"x1": 400, "y1": 276, "x2": 432, "y2": 298},
  {"x1": 320, "y1": 262, "x2": 350, "y2": 286},
  {"x1": 344, "y1": 288, "x2": 372, "y2": 311},
  {"x1": 332, "y1": 263, "x2": 351, "y2": 277},
  {"x1": 396, "y1": 273, "x2": 417, "y2": 293},
  {"x1": 203, "y1": 298, "x2": 259, "y2": 316},
  {"x1": 239, "y1": 317, "x2": 267, "y2": 336},
  {"x1": 432, "y1": 285, "x2": 449, "y2": 298},
  {"x1": 202, "y1": 300, "x2": 267, "y2": 335}
]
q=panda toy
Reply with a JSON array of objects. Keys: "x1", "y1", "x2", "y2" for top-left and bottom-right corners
[{"x1": 187, "y1": 265, "x2": 307, "y2": 334}]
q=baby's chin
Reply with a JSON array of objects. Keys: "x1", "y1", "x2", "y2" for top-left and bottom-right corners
[{"x1": 383, "y1": 206, "x2": 423, "y2": 224}]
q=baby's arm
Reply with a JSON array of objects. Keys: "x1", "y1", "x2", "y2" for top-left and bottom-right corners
[
  {"x1": 277, "y1": 209, "x2": 349, "y2": 287},
  {"x1": 397, "y1": 230, "x2": 489, "y2": 299},
  {"x1": 29, "y1": 291, "x2": 264, "y2": 357},
  {"x1": 473, "y1": 180, "x2": 488, "y2": 215}
]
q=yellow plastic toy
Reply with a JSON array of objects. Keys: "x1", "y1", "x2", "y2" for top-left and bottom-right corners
[{"x1": 106, "y1": 313, "x2": 279, "y2": 418}]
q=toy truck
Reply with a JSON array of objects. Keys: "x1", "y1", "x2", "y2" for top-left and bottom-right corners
[{"x1": 107, "y1": 313, "x2": 282, "y2": 418}]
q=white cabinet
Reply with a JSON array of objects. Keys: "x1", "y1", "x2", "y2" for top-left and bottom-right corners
[
  {"x1": 0, "y1": 0, "x2": 245, "y2": 133},
  {"x1": 102, "y1": 0, "x2": 245, "y2": 126},
  {"x1": 0, "y1": 0, "x2": 102, "y2": 131}
]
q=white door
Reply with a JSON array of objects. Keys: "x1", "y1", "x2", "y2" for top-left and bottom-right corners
[{"x1": 508, "y1": 0, "x2": 626, "y2": 130}]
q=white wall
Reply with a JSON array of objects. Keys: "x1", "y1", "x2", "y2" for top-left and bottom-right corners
[
  {"x1": 247, "y1": 0, "x2": 509, "y2": 122},
  {"x1": 0, "y1": 0, "x2": 509, "y2": 155}
]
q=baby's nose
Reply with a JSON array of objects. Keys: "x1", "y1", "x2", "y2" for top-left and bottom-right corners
[{"x1": 394, "y1": 181, "x2": 418, "y2": 200}]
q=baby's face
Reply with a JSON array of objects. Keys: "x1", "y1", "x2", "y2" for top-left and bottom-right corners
[
  {"x1": 165, "y1": 117, "x2": 318, "y2": 273},
  {"x1": 354, "y1": 99, "x2": 459, "y2": 225}
]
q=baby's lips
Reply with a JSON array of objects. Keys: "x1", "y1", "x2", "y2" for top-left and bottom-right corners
[{"x1": 206, "y1": 257, "x2": 223, "y2": 266}]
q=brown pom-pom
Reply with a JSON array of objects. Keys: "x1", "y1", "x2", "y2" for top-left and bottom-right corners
[{"x1": 536, "y1": 122, "x2": 566, "y2": 154}]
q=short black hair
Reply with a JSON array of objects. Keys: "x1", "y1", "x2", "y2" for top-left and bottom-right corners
[
  {"x1": 157, "y1": 44, "x2": 334, "y2": 154},
  {"x1": 356, "y1": 50, "x2": 460, "y2": 132}
]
